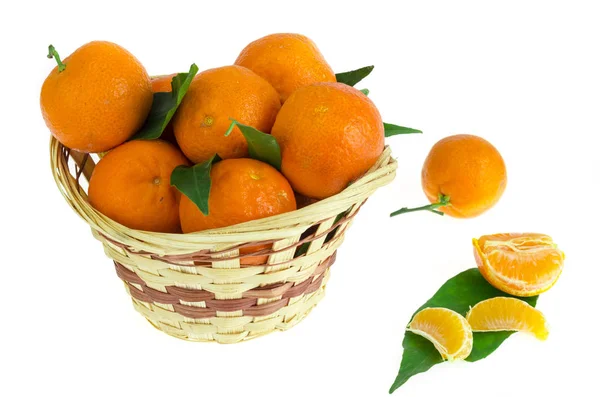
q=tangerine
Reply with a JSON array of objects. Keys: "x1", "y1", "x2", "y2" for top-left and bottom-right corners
[
  {"x1": 271, "y1": 82, "x2": 384, "y2": 199},
  {"x1": 179, "y1": 158, "x2": 296, "y2": 264},
  {"x1": 235, "y1": 33, "x2": 336, "y2": 103},
  {"x1": 41, "y1": 41, "x2": 153, "y2": 153},
  {"x1": 88, "y1": 140, "x2": 189, "y2": 233},
  {"x1": 173, "y1": 65, "x2": 281, "y2": 163}
]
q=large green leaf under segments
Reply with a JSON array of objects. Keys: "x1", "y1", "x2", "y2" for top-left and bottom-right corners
[
  {"x1": 132, "y1": 63, "x2": 199, "y2": 140},
  {"x1": 389, "y1": 268, "x2": 539, "y2": 394},
  {"x1": 225, "y1": 119, "x2": 282, "y2": 170},
  {"x1": 170, "y1": 154, "x2": 221, "y2": 215},
  {"x1": 335, "y1": 65, "x2": 374, "y2": 87}
]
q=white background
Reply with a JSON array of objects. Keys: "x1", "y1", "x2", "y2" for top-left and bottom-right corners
[{"x1": 2, "y1": 1, "x2": 599, "y2": 396}]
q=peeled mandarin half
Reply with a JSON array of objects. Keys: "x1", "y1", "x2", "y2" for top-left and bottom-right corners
[
  {"x1": 407, "y1": 307, "x2": 473, "y2": 361},
  {"x1": 473, "y1": 233, "x2": 565, "y2": 297},
  {"x1": 466, "y1": 297, "x2": 549, "y2": 340}
]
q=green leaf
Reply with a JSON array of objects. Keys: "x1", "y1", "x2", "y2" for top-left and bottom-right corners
[
  {"x1": 170, "y1": 154, "x2": 221, "y2": 215},
  {"x1": 468, "y1": 331, "x2": 515, "y2": 362},
  {"x1": 335, "y1": 65, "x2": 374, "y2": 87},
  {"x1": 389, "y1": 333, "x2": 444, "y2": 394},
  {"x1": 389, "y1": 268, "x2": 538, "y2": 393},
  {"x1": 132, "y1": 63, "x2": 199, "y2": 140},
  {"x1": 225, "y1": 119, "x2": 282, "y2": 170},
  {"x1": 384, "y1": 122, "x2": 423, "y2": 137},
  {"x1": 360, "y1": 88, "x2": 370, "y2": 96}
]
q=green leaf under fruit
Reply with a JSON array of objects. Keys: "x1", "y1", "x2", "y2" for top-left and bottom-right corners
[
  {"x1": 360, "y1": 88, "x2": 370, "y2": 96},
  {"x1": 132, "y1": 63, "x2": 199, "y2": 140},
  {"x1": 225, "y1": 119, "x2": 282, "y2": 170},
  {"x1": 335, "y1": 65, "x2": 374, "y2": 87},
  {"x1": 389, "y1": 268, "x2": 538, "y2": 394},
  {"x1": 170, "y1": 154, "x2": 221, "y2": 215},
  {"x1": 384, "y1": 122, "x2": 423, "y2": 137}
]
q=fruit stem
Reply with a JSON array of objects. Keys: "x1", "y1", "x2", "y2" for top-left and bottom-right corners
[
  {"x1": 390, "y1": 194, "x2": 451, "y2": 217},
  {"x1": 47, "y1": 45, "x2": 66, "y2": 72}
]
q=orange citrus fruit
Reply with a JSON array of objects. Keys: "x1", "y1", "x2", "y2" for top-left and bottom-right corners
[
  {"x1": 395, "y1": 134, "x2": 506, "y2": 217},
  {"x1": 88, "y1": 140, "x2": 189, "y2": 233},
  {"x1": 151, "y1": 73, "x2": 177, "y2": 92},
  {"x1": 408, "y1": 307, "x2": 473, "y2": 361},
  {"x1": 466, "y1": 297, "x2": 549, "y2": 340},
  {"x1": 179, "y1": 158, "x2": 296, "y2": 265},
  {"x1": 271, "y1": 82, "x2": 384, "y2": 199},
  {"x1": 423, "y1": 134, "x2": 506, "y2": 218},
  {"x1": 235, "y1": 33, "x2": 336, "y2": 103},
  {"x1": 173, "y1": 65, "x2": 281, "y2": 164},
  {"x1": 41, "y1": 41, "x2": 153, "y2": 153},
  {"x1": 473, "y1": 233, "x2": 565, "y2": 297}
]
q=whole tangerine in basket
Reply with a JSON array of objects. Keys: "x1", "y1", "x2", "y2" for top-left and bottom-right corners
[
  {"x1": 151, "y1": 73, "x2": 178, "y2": 92},
  {"x1": 271, "y1": 82, "x2": 384, "y2": 199},
  {"x1": 180, "y1": 158, "x2": 296, "y2": 265},
  {"x1": 88, "y1": 140, "x2": 190, "y2": 233},
  {"x1": 40, "y1": 41, "x2": 153, "y2": 153},
  {"x1": 235, "y1": 33, "x2": 336, "y2": 103},
  {"x1": 473, "y1": 233, "x2": 565, "y2": 297},
  {"x1": 392, "y1": 134, "x2": 507, "y2": 218},
  {"x1": 173, "y1": 65, "x2": 281, "y2": 164}
]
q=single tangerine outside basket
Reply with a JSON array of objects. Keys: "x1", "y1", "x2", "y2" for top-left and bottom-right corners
[{"x1": 50, "y1": 137, "x2": 397, "y2": 343}]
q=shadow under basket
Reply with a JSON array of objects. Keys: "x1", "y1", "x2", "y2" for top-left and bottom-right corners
[{"x1": 50, "y1": 137, "x2": 397, "y2": 343}]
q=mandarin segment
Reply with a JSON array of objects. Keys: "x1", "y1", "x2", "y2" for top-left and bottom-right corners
[
  {"x1": 271, "y1": 82, "x2": 384, "y2": 199},
  {"x1": 466, "y1": 297, "x2": 549, "y2": 340},
  {"x1": 474, "y1": 233, "x2": 565, "y2": 297},
  {"x1": 235, "y1": 33, "x2": 336, "y2": 103},
  {"x1": 407, "y1": 307, "x2": 473, "y2": 361},
  {"x1": 173, "y1": 65, "x2": 281, "y2": 164},
  {"x1": 88, "y1": 140, "x2": 190, "y2": 233},
  {"x1": 40, "y1": 41, "x2": 153, "y2": 153}
]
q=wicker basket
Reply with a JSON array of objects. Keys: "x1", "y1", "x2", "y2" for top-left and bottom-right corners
[{"x1": 50, "y1": 136, "x2": 397, "y2": 343}]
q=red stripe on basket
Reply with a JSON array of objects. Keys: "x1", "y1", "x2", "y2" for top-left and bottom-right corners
[
  {"x1": 172, "y1": 304, "x2": 217, "y2": 319},
  {"x1": 204, "y1": 298, "x2": 257, "y2": 312},
  {"x1": 243, "y1": 297, "x2": 290, "y2": 317},
  {"x1": 117, "y1": 252, "x2": 335, "y2": 318},
  {"x1": 165, "y1": 286, "x2": 214, "y2": 302},
  {"x1": 102, "y1": 207, "x2": 354, "y2": 267}
]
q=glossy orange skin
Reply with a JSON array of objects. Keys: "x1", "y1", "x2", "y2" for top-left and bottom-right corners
[
  {"x1": 173, "y1": 65, "x2": 281, "y2": 164},
  {"x1": 150, "y1": 73, "x2": 178, "y2": 144},
  {"x1": 271, "y1": 82, "x2": 384, "y2": 199},
  {"x1": 422, "y1": 134, "x2": 507, "y2": 218},
  {"x1": 88, "y1": 140, "x2": 190, "y2": 233},
  {"x1": 180, "y1": 159, "x2": 296, "y2": 265},
  {"x1": 40, "y1": 41, "x2": 153, "y2": 153},
  {"x1": 235, "y1": 33, "x2": 336, "y2": 103}
]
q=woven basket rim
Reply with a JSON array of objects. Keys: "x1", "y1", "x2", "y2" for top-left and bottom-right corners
[{"x1": 50, "y1": 137, "x2": 397, "y2": 252}]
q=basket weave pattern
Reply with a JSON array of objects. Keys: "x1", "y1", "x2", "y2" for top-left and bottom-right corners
[{"x1": 50, "y1": 137, "x2": 397, "y2": 343}]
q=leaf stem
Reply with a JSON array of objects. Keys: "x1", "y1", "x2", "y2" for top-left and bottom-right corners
[
  {"x1": 224, "y1": 119, "x2": 237, "y2": 136},
  {"x1": 47, "y1": 45, "x2": 66, "y2": 72},
  {"x1": 390, "y1": 194, "x2": 451, "y2": 217}
]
